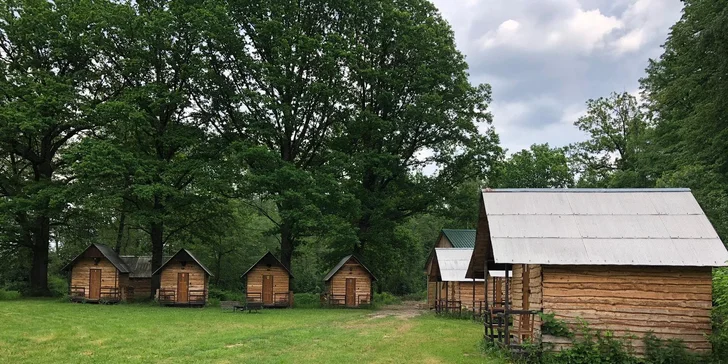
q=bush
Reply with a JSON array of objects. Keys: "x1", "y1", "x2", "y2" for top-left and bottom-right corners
[
  {"x1": 373, "y1": 292, "x2": 401, "y2": 306},
  {"x1": 539, "y1": 312, "x2": 574, "y2": 339},
  {"x1": 208, "y1": 287, "x2": 244, "y2": 302},
  {"x1": 294, "y1": 293, "x2": 320, "y2": 308},
  {"x1": 206, "y1": 298, "x2": 220, "y2": 307},
  {"x1": 48, "y1": 275, "x2": 68, "y2": 297},
  {"x1": 643, "y1": 332, "x2": 700, "y2": 364},
  {"x1": 544, "y1": 325, "x2": 638, "y2": 364},
  {"x1": 0, "y1": 289, "x2": 21, "y2": 300},
  {"x1": 400, "y1": 290, "x2": 427, "y2": 301},
  {"x1": 713, "y1": 267, "x2": 728, "y2": 363}
]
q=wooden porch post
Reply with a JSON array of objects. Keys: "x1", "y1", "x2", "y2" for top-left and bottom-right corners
[
  {"x1": 472, "y1": 277, "x2": 476, "y2": 315},
  {"x1": 504, "y1": 264, "x2": 510, "y2": 347}
]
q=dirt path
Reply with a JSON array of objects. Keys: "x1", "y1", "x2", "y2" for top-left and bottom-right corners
[{"x1": 368, "y1": 300, "x2": 426, "y2": 319}]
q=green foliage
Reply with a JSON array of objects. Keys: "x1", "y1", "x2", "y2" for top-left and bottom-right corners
[
  {"x1": 293, "y1": 293, "x2": 320, "y2": 309},
  {"x1": 373, "y1": 292, "x2": 401, "y2": 306},
  {"x1": 543, "y1": 325, "x2": 638, "y2": 364},
  {"x1": 712, "y1": 268, "x2": 728, "y2": 363},
  {"x1": 47, "y1": 275, "x2": 68, "y2": 298},
  {"x1": 0, "y1": 289, "x2": 21, "y2": 301},
  {"x1": 208, "y1": 288, "x2": 245, "y2": 303},
  {"x1": 643, "y1": 332, "x2": 700, "y2": 364},
  {"x1": 539, "y1": 312, "x2": 574, "y2": 339},
  {"x1": 494, "y1": 144, "x2": 574, "y2": 188},
  {"x1": 400, "y1": 291, "x2": 427, "y2": 302}
]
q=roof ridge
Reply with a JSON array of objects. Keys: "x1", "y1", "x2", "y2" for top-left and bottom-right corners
[{"x1": 482, "y1": 188, "x2": 691, "y2": 193}]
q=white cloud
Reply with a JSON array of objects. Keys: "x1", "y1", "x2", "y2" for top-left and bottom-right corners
[
  {"x1": 566, "y1": 9, "x2": 622, "y2": 51},
  {"x1": 614, "y1": 29, "x2": 644, "y2": 54}
]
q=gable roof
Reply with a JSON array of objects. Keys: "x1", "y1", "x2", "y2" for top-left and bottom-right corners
[
  {"x1": 62, "y1": 243, "x2": 131, "y2": 273},
  {"x1": 433, "y1": 248, "x2": 483, "y2": 282},
  {"x1": 241, "y1": 252, "x2": 293, "y2": 278},
  {"x1": 121, "y1": 256, "x2": 170, "y2": 278},
  {"x1": 441, "y1": 229, "x2": 476, "y2": 248},
  {"x1": 152, "y1": 249, "x2": 213, "y2": 276},
  {"x1": 324, "y1": 255, "x2": 377, "y2": 282},
  {"x1": 467, "y1": 188, "x2": 728, "y2": 278}
]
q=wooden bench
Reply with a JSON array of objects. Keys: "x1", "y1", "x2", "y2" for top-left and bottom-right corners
[{"x1": 220, "y1": 300, "x2": 243, "y2": 311}]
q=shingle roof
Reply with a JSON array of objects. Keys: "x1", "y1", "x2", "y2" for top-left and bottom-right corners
[
  {"x1": 241, "y1": 252, "x2": 293, "y2": 278},
  {"x1": 323, "y1": 255, "x2": 377, "y2": 282},
  {"x1": 442, "y1": 229, "x2": 476, "y2": 248},
  {"x1": 62, "y1": 243, "x2": 131, "y2": 273},
  {"x1": 120, "y1": 256, "x2": 171, "y2": 278},
  {"x1": 152, "y1": 249, "x2": 214, "y2": 276},
  {"x1": 480, "y1": 188, "x2": 728, "y2": 267}
]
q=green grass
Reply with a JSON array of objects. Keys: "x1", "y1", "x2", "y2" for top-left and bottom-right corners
[{"x1": 0, "y1": 300, "x2": 506, "y2": 364}]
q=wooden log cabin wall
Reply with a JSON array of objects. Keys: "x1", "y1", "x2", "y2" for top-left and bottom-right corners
[
  {"x1": 242, "y1": 252, "x2": 294, "y2": 308},
  {"x1": 153, "y1": 249, "x2": 213, "y2": 306},
  {"x1": 62, "y1": 244, "x2": 130, "y2": 303},
  {"x1": 425, "y1": 229, "x2": 477, "y2": 310},
  {"x1": 465, "y1": 188, "x2": 728, "y2": 355},
  {"x1": 323, "y1": 255, "x2": 376, "y2": 307}
]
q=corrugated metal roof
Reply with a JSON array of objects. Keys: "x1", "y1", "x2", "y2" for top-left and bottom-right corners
[
  {"x1": 435, "y1": 248, "x2": 484, "y2": 282},
  {"x1": 121, "y1": 256, "x2": 171, "y2": 278},
  {"x1": 483, "y1": 189, "x2": 728, "y2": 266},
  {"x1": 323, "y1": 255, "x2": 377, "y2": 282},
  {"x1": 442, "y1": 229, "x2": 476, "y2": 248}
]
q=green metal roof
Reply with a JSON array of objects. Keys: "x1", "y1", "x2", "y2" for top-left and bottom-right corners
[{"x1": 441, "y1": 229, "x2": 476, "y2": 248}]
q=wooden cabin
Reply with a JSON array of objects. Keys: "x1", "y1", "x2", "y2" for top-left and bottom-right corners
[
  {"x1": 63, "y1": 244, "x2": 130, "y2": 303},
  {"x1": 119, "y1": 255, "x2": 168, "y2": 300},
  {"x1": 323, "y1": 255, "x2": 376, "y2": 307},
  {"x1": 466, "y1": 188, "x2": 728, "y2": 354},
  {"x1": 242, "y1": 252, "x2": 293, "y2": 308},
  {"x1": 153, "y1": 249, "x2": 212, "y2": 306}
]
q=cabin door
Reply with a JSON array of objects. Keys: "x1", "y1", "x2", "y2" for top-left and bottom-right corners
[
  {"x1": 345, "y1": 278, "x2": 356, "y2": 307},
  {"x1": 89, "y1": 269, "x2": 101, "y2": 300},
  {"x1": 177, "y1": 273, "x2": 189, "y2": 304},
  {"x1": 262, "y1": 275, "x2": 274, "y2": 304}
]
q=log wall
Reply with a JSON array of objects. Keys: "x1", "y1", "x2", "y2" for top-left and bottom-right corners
[
  {"x1": 70, "y1": 258, "x2": 119, "y2": 297},
  {"x1": 159, "y1": 263, "x2": 208, "y2": 301},
  {"x1": 327, "y1": 259, "x2": 372, "y2": 306},
  {"x1": 511, "y1": 264, "x2": 543, "y2": 335},
  {"x1": 246, "y1": 265, "x2": 290, "y2": 296},
  {"x1": 542, "y1": 265, "x2": 713, "y2": 354}
]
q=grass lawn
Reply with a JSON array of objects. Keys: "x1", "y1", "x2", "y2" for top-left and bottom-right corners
[{"x1": 0, "y1": 300, "x2": 506, "y2": 363}]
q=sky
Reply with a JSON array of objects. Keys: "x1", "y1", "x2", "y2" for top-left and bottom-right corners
[{"x1": 429, "y1": 0, "x2": 683, "y2": 153}]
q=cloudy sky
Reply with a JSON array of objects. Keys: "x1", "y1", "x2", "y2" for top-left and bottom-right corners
[{"x1": 429, "y1": 0, "x2": 683, "y2": 153}]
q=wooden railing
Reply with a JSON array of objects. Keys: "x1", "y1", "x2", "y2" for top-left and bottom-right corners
[
  {"x1": 158, "y1": 289, "x2": 176, "y2": 304},
  {"x1": 158, "y1": 288, "x2": 207, "y2": 305},
  {"x1": 70, "y1": 286, "x2": 85, "y2": 300},
  {"x1": 69, "y1": 286, "x2": 120, "y2": 302},
  {"x1": 245, "y1": 292, "x2": 291, "y2": 306},
  {"x1": 435, "y1": 299, "x2": 461, "y2": 313},
  {"x1": 321, "y1": 293, "x2": 371, "y2": 307},
  {"x1": 487, "y1": 309, "x2": 540, "y2": 348}
]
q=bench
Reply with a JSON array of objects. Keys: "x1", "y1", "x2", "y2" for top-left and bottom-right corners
[
  {"x1": 244, "y1": 301, "x2": 263, "y2": 313},
  {"x1": 220, "y1": 300, "x2": 244, "y2": 311}
]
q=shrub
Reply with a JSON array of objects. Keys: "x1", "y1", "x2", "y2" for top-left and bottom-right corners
[
  {"x1": 48, "y1": 275, "x2": 68, "y2": 297},
  {"x1": 539, "y1": 312, "x2": 574, "y2": 339},
  {"x1": 294, "y1": 293, "x2": 320, "y2": 308},
  {"x1": 643, "y1": 332, "x2": 700, "y2": 364},
  {"x1": 544, "y1": 326, "x2": 638, "y2": 364},
  {"x1": 206, "y1": 298, "x2": 220, "y2": 307},
  {"x1": 0, "y1": 289, "x2": 21, "y2": 300},
  {"x1": 713, "y1": 267, "x2": 728, "y2": 363},
  {"x1": 373, "y1": 292, "x2": 401, "y2": 306},
  {"x1": 208, "y1": 287, "x2": 244, "y2": 302},
  {"x1": 400, "y1": 291, "x2": 427, "y2": 302}
]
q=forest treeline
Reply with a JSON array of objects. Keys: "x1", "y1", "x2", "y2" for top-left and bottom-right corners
[{"x1": 1, "y1": 0, "x2": 727, "y2": 301}]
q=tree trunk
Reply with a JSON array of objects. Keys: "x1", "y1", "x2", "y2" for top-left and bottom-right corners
[
  {"x1": 150, "y1": 221, "x2": 164, "y2": 299},
  {"x1": 114, "y1": 210, "x2": 126, "y2": 254},
  {"x1": 29, "y1": 215, "x2": 51, "y2": 296},
  {"x1": 280, "y1": 222, "x2": 294, "y2": 271}
]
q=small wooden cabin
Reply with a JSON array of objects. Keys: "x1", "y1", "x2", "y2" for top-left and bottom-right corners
[
  {"x1": 153, "y1": 249, "x2": 213, "y2": 306},
  {"x1": 466, "y1": 188, "x2": 728, "y2": 354},
  {"x1": 242, "y1": 252, "x2": 293, "y2": 308},
  {"x1": 323, "y1": 255, "x2": 376, "y2": 307},
  {"x1": 63, "y1": 244, "x2": 130, "y2": 303},
  {"x1": 119, "y1": 255, "x2": 168, "y2": 299}
]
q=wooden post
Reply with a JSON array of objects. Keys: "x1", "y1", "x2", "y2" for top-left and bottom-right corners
[
  {"x1": 504, "y1": 264, "x2": 510, "y2": 347},
  {"x1": 445, "y1": 281, "x2": 449, "y2": 313},
  {"x1": 472, "y1": 277, "x2": 476, "y2": 315}
]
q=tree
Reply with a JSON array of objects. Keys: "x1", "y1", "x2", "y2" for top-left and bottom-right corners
[
  {"x1": 332, "y1": 0, "x2": 501, "y2": 259},
  {"x1": 71, "y1": 0, "x2": 227, "y2": 295},
  {"x1": 493, "y1": 144, "x2": 573, "y2": 188},
  {"x1": 0, "y1": 0, "x2": 118, "y2": 294},
  {"x1": 641, "y1": 0, "x2": 728, "y2": 241},
  {"x1": 570, "y1": 92, "x2": 649, "y2": 188}
]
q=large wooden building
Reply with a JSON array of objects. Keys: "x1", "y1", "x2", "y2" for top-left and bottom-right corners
[
  {"x1": 242, "y1": 252, "x2": 293, "y2": 308},
  {"x1": 63, "y1": 244, "x2": 131, "y2": 303},
  {"x1": 323, "y1": 255, "x2": 376, "y2": 307},
  {"x1": 153, "y1": 249, "x2": 213, "y2": 306},
  {"x1": 466, "y1": 188, "x2": 728, "y2": 354}
]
